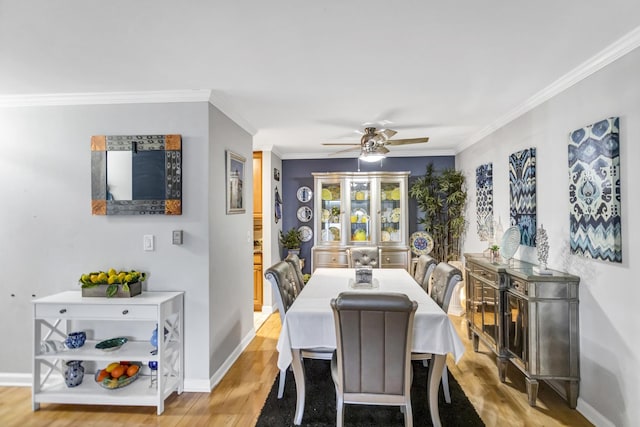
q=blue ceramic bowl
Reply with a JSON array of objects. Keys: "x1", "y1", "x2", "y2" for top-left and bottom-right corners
[{"x1": 65, "y1": 331, "x2": 86, "y2": 349}]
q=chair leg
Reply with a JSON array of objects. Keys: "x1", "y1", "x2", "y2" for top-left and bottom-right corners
[
  {"x1": 442, "y1": 365, "x2": 451, "y2": 404},
  {"x1": 404, "y1": 402, "x2": 413, "y2": 427},
  {"x1": 336, "y1": 391, "x2": 344, "y2": 427},
  {"x1": 277, "y1": 369, "x2": 286, "y2": 399}
]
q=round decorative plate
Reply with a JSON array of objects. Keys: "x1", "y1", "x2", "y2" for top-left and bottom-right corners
[
  {"x1": 297, "y1": 206, "x2": 313, "y2": 222},
  {"x1": 410, "y1": 231, "x2": 434, "y2": 256},
  {"x1": 296, "y1": 186, "x2": 313, "y2": 202},
  {"x1": 95, "y1": 337, "x2": 128, "y2": 352},
  {"x1": 500, "y1": 226, "x2": 521, "y2": 260},
  {"x1": 298, "y1": 225, "x2": 313, "y2": 242}
]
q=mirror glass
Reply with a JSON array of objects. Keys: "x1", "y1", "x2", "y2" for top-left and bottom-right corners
[{"x1": 91, "y1": 134, "x2": 182, "y2": 215}]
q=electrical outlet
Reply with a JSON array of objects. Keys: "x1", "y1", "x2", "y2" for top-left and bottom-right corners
[
  {"x1": 172, "y1": 230, "x2": 183, "y2": 245},
  {"x1": 143, "y1": 235, "x2": 154, "y2": 251}
]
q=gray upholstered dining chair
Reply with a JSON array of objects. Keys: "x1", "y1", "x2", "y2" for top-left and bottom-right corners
[
  {"x1": 264, "y1": 261, "x2": 331, "y2": 399},
  {"x1": 411, "y1": 261, "x2": 462, "y2": 403},
  {"x1": 346, "y1": 246, "x2": 382, "y2": 268},
  {"x1": 285, "y1": 252, "x2": 306, "y2": 291},
  {"x1": 330, "y1": 292, "x2": 418, "y2": 427},
  {"x1": 413, "y1": 254, "x2": 437, "y2": 293}
]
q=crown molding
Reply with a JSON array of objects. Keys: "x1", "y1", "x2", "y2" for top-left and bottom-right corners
[
  {"x1": 208, "y1": 91, "x2": 257, "y2": 136},
  {"x1": 456, "y1": 25, "x2": 640, "y2": 153},
  {"x1": 0, "y1": 89, "x2": 212, "y2": 107}
]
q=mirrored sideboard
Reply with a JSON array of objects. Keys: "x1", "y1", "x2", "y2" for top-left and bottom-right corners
[{"x1": 464, "y1": 253, "x2": 580, "y2": 408}]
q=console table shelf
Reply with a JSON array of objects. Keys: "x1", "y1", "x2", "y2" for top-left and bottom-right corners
[{"x1": 32, "y1": 291, "x2": 184, "y2": 415}]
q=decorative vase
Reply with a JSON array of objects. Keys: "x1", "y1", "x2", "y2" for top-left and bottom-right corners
[
  {"x1": 64, "y1": 360, "x2": 85, "y2": 387},
  {"x1": 65, "y1": 331, "x2": 86, "y2": 349}
]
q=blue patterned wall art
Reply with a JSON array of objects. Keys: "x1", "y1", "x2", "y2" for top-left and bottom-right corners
[
  {"x1": 568, "y1": 117, "x2": 621, "y2": 263},
  {"x1": 476, "y1": 163, "x2": 493, "y2": 241},
  {"x1": 509, "y1": 148, "x2": 536, "y2": 246}
]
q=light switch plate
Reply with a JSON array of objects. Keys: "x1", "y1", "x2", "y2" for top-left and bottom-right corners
[
  {"x1": 172, "y1": 230, "x2": 183, "y2": 245},
  {"x1": 143, "y1": 235, "x2": 154, "y2": 251}
]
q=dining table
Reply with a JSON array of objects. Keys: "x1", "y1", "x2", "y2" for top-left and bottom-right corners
[{"x1": 276, "y1": 267, "x2": 466, "y2": 427}]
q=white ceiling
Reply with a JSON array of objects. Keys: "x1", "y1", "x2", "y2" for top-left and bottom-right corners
[{"x1": 1, "y1": 1, "x2": 640, "y2": 158}]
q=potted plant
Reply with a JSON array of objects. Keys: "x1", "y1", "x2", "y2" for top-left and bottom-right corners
[
  {"x1": 279, "y1": 228, "x2": 302, "y2": 256},
  {"x1": 489, "y1": 244, "x2": 500, "y2": 263},
  {"x1": 409, "y1": 164, "x2": 467, "y2": 263}
]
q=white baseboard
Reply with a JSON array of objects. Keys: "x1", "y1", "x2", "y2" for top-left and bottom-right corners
[
  {"x1": 203, "y1": 328, "x2": 256, "y2": 392},
  {"x1": 577, "y1": 397, "x2": 614, "y2": 427},
  {"x1": 0, "y1": 372, "x2": 31, "y2": 387}
]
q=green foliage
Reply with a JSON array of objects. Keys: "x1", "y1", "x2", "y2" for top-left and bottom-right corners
[
  {"x1": 409, "y1": 164, "x2": 467, "y2": 262},
  {"x1": 279, "y1": 228, "x2": 302, "y2": 249}
]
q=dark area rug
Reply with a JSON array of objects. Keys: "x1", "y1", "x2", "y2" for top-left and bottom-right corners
[{"x1": 256, "y1": 359, "x2": 484, "y2": 426}]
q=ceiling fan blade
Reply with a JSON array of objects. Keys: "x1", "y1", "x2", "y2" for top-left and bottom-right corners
[
  {"x1": 328, "y1": 146, "x2": 362, "y2": 156},
  {"x1": 322, "y1": 142, "x2": 361, "y2": 146},
  {"x1": 378, "y1": 128, "x2": 397, "y2": 140},
  {"x1": 386, "y1": 137, "x2": 429, "y2": 145}
]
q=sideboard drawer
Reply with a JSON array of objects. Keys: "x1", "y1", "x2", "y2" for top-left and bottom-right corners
[
  {"x1": 380, "y1": 249, "x2": 409, "y2": 270},
  {"x1": 35, "y1": 304, "x2": 157, "y2": 320},
  {"x1": 313, "y1": 250, "x2": 348, "y2": 269}
]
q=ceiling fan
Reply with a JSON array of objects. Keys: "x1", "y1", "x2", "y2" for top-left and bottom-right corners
[{"x1": 322, "y1": 127, "x2": 429, "y2": 162}]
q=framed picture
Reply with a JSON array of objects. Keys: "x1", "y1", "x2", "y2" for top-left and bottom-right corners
[
  {"x1": 274, "y1": 168, "x2": 280, "y2": 181},
  {"x1": 226, "y1": 150, "x2": 246, "y2": 214}
]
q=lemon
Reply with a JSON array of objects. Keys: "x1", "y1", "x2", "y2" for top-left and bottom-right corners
[
  {"x1": 118, "y1": 272, "x2": 127, "y2": 281},
  {"x1": 321, "y1": 188, "x2": 332, "y2": 200},
  {"x1": 108, "y1": 268, "x2": 117, "y2": 277},
  {"x1": 107, "y1": 275, "x2": 117, "y2": 285},
  {"x1": 90, "y1": 274, "x2": 99, "y2": 283},
  {"x1": 105, "y1": 362, "x2": 120, "y2": 373},
  {"x1": 124, "y1": 274, "x2": 133, "y2": 283},
  {"x1": 355, "y1": 191, "x2": 364, "y2": 200},
  {"x1": 97, "y1": 272, "x2": 108, "y2": 283},
  {"x1": 350, "y1": 215, "x2": 357, "y2": 223}
]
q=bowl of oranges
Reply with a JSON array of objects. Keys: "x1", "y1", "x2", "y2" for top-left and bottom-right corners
[{"x1": 95, "y1": 361, "x2": 141, "y2": 389}]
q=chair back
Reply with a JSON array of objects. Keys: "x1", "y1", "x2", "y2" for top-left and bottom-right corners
[
  {"x1": 430, "y1": 262, "x2": 462, "y2": 313},
  {"x1": 413, "y1": 254, "x2": 437, "y2": 292},
  {"x1": 285, "y1": 253, "x2": 305, "y2": 290},
  {"x1": 347, "y1": 247, "x2": 381, "y2": 268},
  {"x1": 264, "y1": 261, "x2": 300, "y2": 324},
  {"x1": 331, "y1": 292, "x2": 417, "y2": 396}
]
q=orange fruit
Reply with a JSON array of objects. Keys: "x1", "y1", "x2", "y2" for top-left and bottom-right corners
[
  {"x1": 96, "y1": 369, "x2": 109, "y2": 382},
  {"x1": 110, "y1": 365, "x2": 126, "y2": 379},
  {"x1": 126, "y1": 364, "x2": 139, "y2": 377}
]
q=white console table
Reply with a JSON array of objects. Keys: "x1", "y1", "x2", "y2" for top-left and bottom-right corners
[{"x1": 32, "y1": 291, "x2": 184, "y2": 415}]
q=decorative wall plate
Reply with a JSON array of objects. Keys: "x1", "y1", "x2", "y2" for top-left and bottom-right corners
[
  {"x1": 298, "y1": 225, "x2": 313, "y2": 242},
  {"x1": 410, "y1": 231, "x2": 434, "y2": 256},
  {"x1": 500, "y1": 226, "x2": 521, "y2": 260},
  {"x1": 296, "y1": 186, "x2": 313, "y2": 202},
  {"x1": 297, "y1": 206, "x2": 313, "y2": 222}
]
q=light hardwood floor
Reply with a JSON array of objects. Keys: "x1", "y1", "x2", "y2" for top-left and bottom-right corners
[{"x1": 0, "y1": 313, "x2": 593, "y2": 427}]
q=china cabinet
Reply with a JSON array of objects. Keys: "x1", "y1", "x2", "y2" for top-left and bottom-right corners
[
  {"x1": 32, "y1": 291, "x2": 184, "y2": 415},
  {"x1": 311, "y1": 172, "x2": 410, "y2": 271},
  {"x1": 464, "y1": 254, "x2": 580, "y2": 408}
]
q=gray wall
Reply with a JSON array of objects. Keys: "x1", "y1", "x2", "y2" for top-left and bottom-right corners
[
  {"x1": 457, "y1": 48, "x2": 640, "y2": 427},
  {"x1": 0, "y1": 101, "x2": 253, "y2": 390}
]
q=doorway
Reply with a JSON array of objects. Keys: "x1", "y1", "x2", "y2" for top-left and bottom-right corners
[{"x1": 253, "y1": 152, "x2": 263, "y2": 311}]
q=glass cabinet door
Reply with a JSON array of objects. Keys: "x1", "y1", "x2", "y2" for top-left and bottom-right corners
[
  {"x1": 347, "y1": 179, "x2": 372, "y2": 244},
  {"x1": 318, "y1": 180, "x2": 342, "y2": 244},
  {"x1": 378, "y1": 179, "x2": 403, "y2": 244}
]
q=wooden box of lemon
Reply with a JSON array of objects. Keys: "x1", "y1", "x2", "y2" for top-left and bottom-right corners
[{"x1": 79, "y1": 269, "x2": 146, "y2": 297}]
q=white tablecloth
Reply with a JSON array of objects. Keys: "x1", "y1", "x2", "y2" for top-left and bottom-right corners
[{"x1": 276, "y1": 268, "x2": 465, "y2": 371}]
